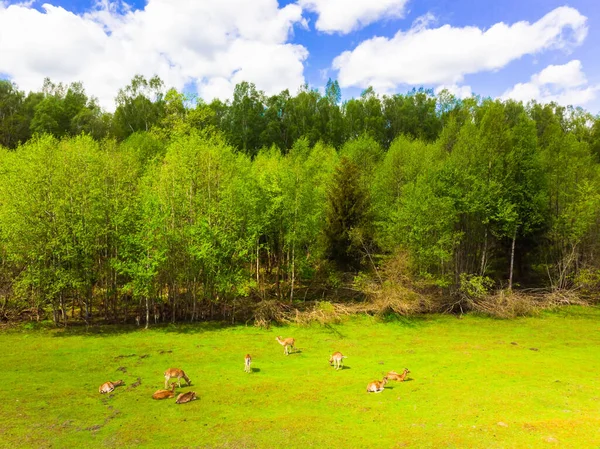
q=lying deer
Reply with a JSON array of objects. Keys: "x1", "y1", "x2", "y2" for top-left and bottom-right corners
[
  {"x1": 386, "y1": 368, "x2": 410, "y2": 382},
  {"x1": 366, "y1": 376, "x2": 388, "y2": 393},
  {"x1": 98, "y1": 380, "x2": 125, "y2": 394},
  {"x1": 275, "y1": 336, "x2": 295, "y2": 355},
  {"x1": 175, "y1": 391, "x2": 197, "y2": 404},
  {"x1": 152, "y1": 382, "x2": 177, "y2": 400},
  {"x1": 244, "y1": 354, "x2": 252, "y2": 373},
  {"x1": 329, "y1": 352, "x2": 347, "y2": 370},
  {"x1": 164, "y1": 368, "x2": 192, "y2": 389}
]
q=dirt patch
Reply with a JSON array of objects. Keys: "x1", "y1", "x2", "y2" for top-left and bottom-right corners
[{"x1": 127, "y1": 377, "x2": 142, "y2": 390}]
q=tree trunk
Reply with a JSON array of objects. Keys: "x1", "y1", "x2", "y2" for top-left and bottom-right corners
[
  {"x1": 290, "y1": 240, "x2": 295, "y2": 303},
  {"x1": 509, "y1": 228, "x2": 517, "y2": 290},
  {"x1": 480, "y1": 227, "x2": 488, "y2": 276},
  {"x1": 145, "y1": 296, "x2": 150, "y2": 329}
]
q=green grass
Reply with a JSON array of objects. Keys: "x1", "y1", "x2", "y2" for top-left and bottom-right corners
[{"x1": 2, "y1": 307, "x2": 600, "y2": 448}]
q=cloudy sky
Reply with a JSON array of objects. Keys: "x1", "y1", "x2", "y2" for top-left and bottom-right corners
[{"x1": 1, "y1": 0, "x2": 599, "y2": 112}]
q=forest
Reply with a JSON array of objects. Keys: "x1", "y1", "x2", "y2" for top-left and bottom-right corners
[{"x1": 0, "y1": 75, "x2": 599, "y2": 326}]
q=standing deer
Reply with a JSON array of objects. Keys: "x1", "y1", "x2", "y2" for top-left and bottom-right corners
[
  {"x1": 164, "y1": 368, "x2": 192, "y2": 389},
  {"x1": 152, "y1": 382, "x2": 177, "y2": 400},
  {"x1": 175, "y1": 391, "x2": 197, "y2": 404},
  {"x1": 386, "y1": 368, "x2": 410, "y2": 382},
  {"x1": 366, "y1": 376, "x2": 388, "y2": 393},
  {"x1": 275, "y1": 336, "x2": 295, "y2": 355},
  {"x1": 329, "y1": 352, "x2": 347, "y2": 370},
  {"x1": 98, "y1": 380, "x2": 124, "y2": 394},
  {"x1": 244, "y1": 354, "x2": 252, "y2": 373}
]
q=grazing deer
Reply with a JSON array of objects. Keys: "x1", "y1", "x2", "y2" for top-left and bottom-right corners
[
  {"x1": 152, "y1": 382, "x2": 177, "y2": 400},
  {"x1": 244, "y1": 354, "x2": 252, "y2": 373},
  {"x1": 275, "y1": 336, "x2": 295, "y2": 355},
  {"x1": 175, "y1": 391, "x2": 197, "y2": 404},
  {"x1": 329, "y1": 352, "x2": 347, "y2": 370},
  {"x1": 366, "y1": 377, "x2": 388, "y2": 393},
  {"x1": 386, "y1": 368, "x2": 410, "y2": 382},
  {"x1": 164, "y1": 368, "x2": 192, "y2": 389},
  {"x1": 98, "y1": 380, "x2": 124, "y2": 394}
]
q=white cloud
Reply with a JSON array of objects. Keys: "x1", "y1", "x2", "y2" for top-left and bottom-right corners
[
  {"x1": 332, "y1": 6, "x2": 588, "y2": 91},
  {"x1": 0, "y1": 0, "x2": 308, "y2": 110},
  {"x1": 435, "y1": 84, "x2": 472, "y2": 99},
  {"x1": 533, "y1": 59, "x2": 586, "y2": 87},
  {"x1": 502, "y1": 60, "x2": 599, "y2": 106},
  {"x1": 298, "y1": 0, "x2": 409, "y2": 34}
]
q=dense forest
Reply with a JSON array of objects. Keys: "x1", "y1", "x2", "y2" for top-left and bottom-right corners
[{"x1": 0, "y1": 75, "x2": 599, "y2": 326}]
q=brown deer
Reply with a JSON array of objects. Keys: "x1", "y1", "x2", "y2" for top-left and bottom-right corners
[
  {"x1": 98, "y1": 380, "x2": 124, "y2": 394},
  {"x1": 366, "y1": 376, "x2": 388, "y2": 393},
  {"x1": 275, "y1": 336, "x2": 295, "y2": 355},
  {"x1": 164, "y1": 368, "x2": 192, "y2": 389},
  {"x1": 329, "y1": 352, "x2": 347, "y2": 370},
  {"x1": 244, "y1": 354, "x2": 252, "y2": 373},
  {"x1": 386, "y1": 368, "x2": 410, "y2": 382},
  {"x1": 175, "y1": 391, "x2": 197, "y2": 404},
  {"x1": 152, "y1": 382, "x2": 177, "y2": 400}
]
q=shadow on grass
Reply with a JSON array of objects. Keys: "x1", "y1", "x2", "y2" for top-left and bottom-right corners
[
  {"x1": 379, "y1": 314, "x2": 436, "y2": 328},
  {"x1": 323, "y1": 323, "x2": 346, "y2": 339},
  {"x1": 49, "y1": 320, "x2": 238, "y2": 338},
  {"x1": 251, "y1": 368, "x2": 261, "y2": 373}
]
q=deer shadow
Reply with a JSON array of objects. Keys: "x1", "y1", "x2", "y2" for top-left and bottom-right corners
[{"x1": 251, "y1": 368, "x2": 261, "y2": 373}]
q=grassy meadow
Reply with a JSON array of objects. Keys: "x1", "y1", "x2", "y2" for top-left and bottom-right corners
[{"x1": 2, "y1": 307, "x2": 600, "y2": 448}]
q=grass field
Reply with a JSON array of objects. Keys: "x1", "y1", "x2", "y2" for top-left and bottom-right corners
[{"x1": 2, "y1": 306, "x2": 600, "y2": 448}]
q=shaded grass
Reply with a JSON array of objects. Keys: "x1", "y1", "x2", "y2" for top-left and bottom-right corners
[{"x1": 2, "y1": 307, "x2": 600, "y2": 448}]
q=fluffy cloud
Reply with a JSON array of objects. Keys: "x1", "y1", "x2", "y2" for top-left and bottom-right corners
[
  {"x1": 298, "y1": 0, "x2": 409, "y2": 34},
  {"x1": 435, "y1": 84, "x2": 472, "y2": 99},
  {"x1": 0, "y1": 0, "x2": 308, "y2": 110},
  {"x1": 502, "y1": 60, "x2": 599, "y2": 106},
  {"x1": 332, "y1": 6, "x2": 588, "y2": 91}
]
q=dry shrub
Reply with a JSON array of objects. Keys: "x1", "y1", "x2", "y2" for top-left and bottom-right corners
[
  {"x1": 544, "y1": 289, "x2": 588, "y2": 307},
  {"x1": 356, "y1": 251, "x2": 435, "y2": 316},
  {"x1": 470, "y1": 290, "x2": 539, "y2": 318},
  {"x1": 252, "y1": 300, "x2": 290, "y2": 328},
  {"x1": 469, "y1": 289, "x2": 587, "y2": 319}
]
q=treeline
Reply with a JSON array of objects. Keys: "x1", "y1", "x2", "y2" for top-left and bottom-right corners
[
  {"x1": 0, "y1": 75, "x2": 599, "y2": 325},
  {"x1": 0, "y1": 76, "x2": 443, "y2": 152}
]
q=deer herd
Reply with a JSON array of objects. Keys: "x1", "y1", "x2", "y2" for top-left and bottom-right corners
[{"x1": 98, "y1": 335, "x2": 410, "y2": 403}]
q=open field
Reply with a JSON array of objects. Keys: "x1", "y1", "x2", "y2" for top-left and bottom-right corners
[{"x1": 2, "y1": 307, "x2": 600, "y2": 448}]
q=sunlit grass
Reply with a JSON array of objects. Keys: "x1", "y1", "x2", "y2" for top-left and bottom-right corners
[{"x1": 2, "y1": 307, "x2": 600, "y2": 448}]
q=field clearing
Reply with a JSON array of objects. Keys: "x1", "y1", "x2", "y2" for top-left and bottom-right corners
[{"x1": 1, "y1": 307, "x2": 600, "y2": 448}]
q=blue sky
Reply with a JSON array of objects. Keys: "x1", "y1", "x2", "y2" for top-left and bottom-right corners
[{"x1": 1, "y1": 0, "x2": 599, "y2": 112}]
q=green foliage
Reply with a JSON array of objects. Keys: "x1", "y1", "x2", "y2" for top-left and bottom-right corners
[
  {"x1": 458, "y1": 273, "x2": 494, "y2": 300},
  {"x1": 0, "y1": 77, "x2": 599, "y2": 322},
  {"x1": 325, "y1": 156, "x2": 372, "y2": 270}
]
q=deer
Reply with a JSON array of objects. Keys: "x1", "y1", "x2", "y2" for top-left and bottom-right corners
[
  {"x1": 175, "y1": 391, "x2": 197, "y2": 404},
  {"x1": 152, "y1": 382, "x2": 177, "y2": 400},
  {"x1": 366, "y1": 376, "x2": 388, "y2": 393},
  {"x1": 275, "y1": 336, "x2": 295, "y2": 355},
  {"x1": 244, "y1": 354, "x2": 252, "y2": 373},
  {"x1": 98, "y1": 380, "x2": 124, "y2": 394},
  {"x1": 164, "y1": 368, "x2": 192, "y2": 389},
  {"x1": 386, "y1": 368, "x2": 410, "y2": 382},
  {"x1": 329, "y1": 352, "x2": 347, "y2": 370}
]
